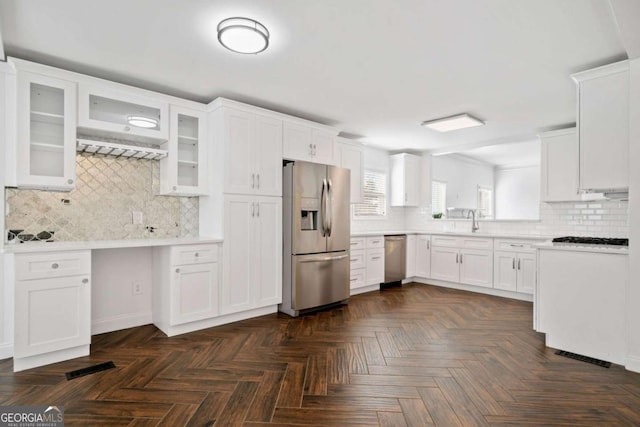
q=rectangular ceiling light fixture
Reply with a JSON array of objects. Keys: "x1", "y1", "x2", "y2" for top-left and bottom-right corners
[{"x1": 421, "y1": 113, "x2": 485, "y2": 132}]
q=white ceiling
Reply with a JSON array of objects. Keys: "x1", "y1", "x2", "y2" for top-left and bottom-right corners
[
  {"x1": 0, "y1": 0, "x2": 628, "y2": 153},
  {"x1": 456, "y1": 140, "x2": 541, "y2": 168}
]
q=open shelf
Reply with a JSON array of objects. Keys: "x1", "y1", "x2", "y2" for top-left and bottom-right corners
[
  {"x1": 31, "y1": 110, "x2": 65, "y2": 124},
  {"x1": 178, "y1": 134, "x2": 198, "y2": 142},
  {"x1": 31, "y1": 141, "x2": 65, "y2": 152},
  {"x1": 76, "y1": 139, "x2": 168, "y2": 160}
]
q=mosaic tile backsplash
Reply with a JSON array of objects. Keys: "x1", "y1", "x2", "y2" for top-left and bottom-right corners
[{"x1": 5, "y1": 154, "x2": 199, "y2": 242}]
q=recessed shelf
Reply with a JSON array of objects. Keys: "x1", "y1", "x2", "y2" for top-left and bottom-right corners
[
  {"x1": 31, "y1": 110, "x2": 65, "y2": 124},
  {"x1": 31, "y1": 141, "x2": 65, "y2": 152},
  {"x1": 178, "y1": 134, "x2": 198, "y2": 141},
  {"x1": 178, "y1": 160, "x2": 199, "y2": 167},
  {"x1": 76, "y1": 138, "x2": 168, "y2": 160}
]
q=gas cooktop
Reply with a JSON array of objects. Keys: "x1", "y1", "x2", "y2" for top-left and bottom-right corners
[{"x1": 552, "y1": 236, "x2": 629, "y2": 246}]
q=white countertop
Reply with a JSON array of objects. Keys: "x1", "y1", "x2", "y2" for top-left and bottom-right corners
[
  {"x1": 2, "y1": 237, "x2": 224, "y2": 254},
  {"x1": 534, "y1": 241, "x2": 629, "y2": 255},
  {"x1": 351, "y1": 230, "x2": 550, "y2": 240}
]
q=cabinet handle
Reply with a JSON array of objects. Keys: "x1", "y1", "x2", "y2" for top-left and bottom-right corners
[
  {"x1": 455, "y1": 254, "x2": 459, "y2": 263},
  {"x1": 252, "y1": 173, "x2": 255, "y2": 189},
  {"x1": 309, "y1": 143, "x2": 313, "y2": 155},
  {"x1": 350, "y1": 278, "x2": 358, "y2": 282},
  {"x1": 460, "y1": 254, "x2": 463, "y2": 264},
  {"x1": 518, "y1": 259, "x2": 521, "y2": 270},
  {"x1": 372, "y1": 256, "x2": 381, "y2": 260},
  {"x1": 173, "y1": 186, "x2": 177, "y2": 191},
  {"x1": 67, "y1": 179, "x2": 74, "y2": 185},
  {"x1": 195, "y1": 252, "x2": 199, "y2": 257},
  {"x1": 405, "y1": 193, "x2": 408, "y2": 203},
  {"x1": 257, "y1": 174, "x2": 260, "y2": 189},
  {"x1": 51, "y1": 263, "x2": 59, "y2": 269},
  {"x1": 256, "y1": 203, "x2": 260, "y2": 217},
  {"x1": 251, "y1": 202, "x2": 255, "y2": 217},
  {"x1": 510, "y1": 244, "x2": 524, "y2": 248},
  {"x1": 372, "y1": 240, "x2": 379, "y2": 244},
  {"x1": 124, "y1": 126, "x2": 131, "y2": 132},
  {"x1": 82, "y1": 278, "x2": 89, "y2": 284},
  {"x1": 176, "y1": 268, "x2": 181, "y2": 273},
  {"x1": 512, "y1": 258, "x2": 515, "y2": 269},
  {"x1": 313, "y1": 144, "x2": 317, "y2": 155},
  {"x1": 427, "y1": 240, "x2": 430, "y2": 250}
]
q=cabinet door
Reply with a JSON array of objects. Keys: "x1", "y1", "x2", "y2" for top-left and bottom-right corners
[
  {"x1": 161, "y1": 105, "x2": 207, "y2": 196},
  {"x1": 254, "y1": 115, "x2": 283, "y2": 196},
  {"x1": 403, "y1": 154, "x2": 420, "y2": 206},
  {"x1": 459, "y1": 249, "x2": 493, "y2": 288},
  {"x1": 366, "y1": 249, "x2": 384, "y2": 285},
  {"x1": 171, "y1": 262, "x2": 218, "y2": 325},
  {"x1": 14, "y1": 275, "x2": 90, "y2": 358},
  {"x1": 406, "y1": 235, "x2": 416, "y2": 278},
  {"x1": 516, "y1": 253, "x2": 536, "y2": 294},
  {"x1": 337, "y1": 141, "x2": 364, "y2": 203},
  {"x1": 78, "y1": 83, "x2": 169, "y2": 140},
  {"x1": 430, "y1": 247, "x2": 459, "y2": 282},
  {"x1": 311, "y1": 129, "x2": 336, "y2": 165},
  {"x1": 255, "y1": 197, "x2": 283, "y2": 307},
  {"x1": 17, "y1": 71, "x2": 77, "y2": 191},
  {"x1": 540, "y1": 129, "x2": 580, "y2": 201},
  {"x1": 493, "y1": 251, "x2": 517, "y2": 292},
  {"x1": 415, "y1": 235, "x2": 431, "y2": 278},
  {"x1": 221, "y1": 195, "x2": 254, "y2": 314},
  {"x1": 224, "y1": 109, "x2": 256, "y2": 195},
  {"x1": 283, "y1": 121, "x2": 312, "y2": 161},
  {"x1": 579, "y1": 70, "x2": 629, "y2": 190}
]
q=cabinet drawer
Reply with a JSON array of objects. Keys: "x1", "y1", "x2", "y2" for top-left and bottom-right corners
[
  {"x1": 495, "y1": 239, "x2": 540, "y2": 253},
  {"x1": 171, "y1": 244, "x2": 219, "y2": 265},
  {"x1": 16, "y1": 250, "x2": 91, "y2": 281},
  {"x1": 350, "y1": 238, "x2": 366, "y2": 250},
  {"x1": 349, "y1": 269, "x2": 366, "y2": 289},
  {"x1": 350, "y1": 250, "x2": 365, "y2": 270},
  {"x1": 460, "y1": 237, "x2": 493, "y2": 250},
  {"x1": 431, "y1": 235, "x2": 460, "y2": 248},
  {"x1": 366, "y1": 236, "x2": 384, "y2": 249}
]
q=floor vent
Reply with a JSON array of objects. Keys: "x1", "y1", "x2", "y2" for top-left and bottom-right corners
[
  {"x1": 555, "y1": 350, "x2": 611, "y2": 368},
  {"x1": 65, "y1": 361, "x2": 116, "y2": 380}
]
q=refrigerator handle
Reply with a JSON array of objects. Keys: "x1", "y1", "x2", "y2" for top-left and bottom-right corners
[
  {"x1": 320, "y1": 178, "x2": 328, "y2": 236},
  {"x1": 327, "y1": 178, "x2": 333, "y2": 236}
]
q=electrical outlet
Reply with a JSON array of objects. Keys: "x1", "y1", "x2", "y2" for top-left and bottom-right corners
[
  {"x1": 132, "y1": 211, "x2": 143, "y2": 225},
  {"x1": 132, "y1": 281, "x2": 142, "y2": 296}
]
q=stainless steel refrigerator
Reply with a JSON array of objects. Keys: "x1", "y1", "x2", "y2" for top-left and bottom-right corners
[{"x1": 279, "y1": 161, "x2": 351, "y2": 317}]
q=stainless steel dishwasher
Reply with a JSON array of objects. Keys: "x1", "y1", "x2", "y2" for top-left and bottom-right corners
[{"x1": 384, "y1": 235, "x2": 406, "y2": 285}]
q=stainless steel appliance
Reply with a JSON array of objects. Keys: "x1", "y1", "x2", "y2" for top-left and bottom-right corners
[
  {"x1": 384, "y1": 235, "x2": 406, "y2": 285},
  {"x1": 280, "y1": 161, "x2": 351, "y2": 317}
]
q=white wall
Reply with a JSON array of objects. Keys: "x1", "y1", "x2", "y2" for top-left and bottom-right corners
[
  {"x1": 627, "y1": 57, "x2": 640, "y2": 372},
  {"x1": 495, "y1": 166, "x2": 540, "y2": 220},
  {"x1": 432, "y1": 155, "x2": 494, "y2": 210},
  {"x1": 351, "y1": 146, "x2": 406, "y2": 233},
  {"x1": 91, "y1": 248, "x2": 153, "y2": 335}
]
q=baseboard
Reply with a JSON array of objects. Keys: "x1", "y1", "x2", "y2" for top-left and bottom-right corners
[
  {"x1": 625, "y1": 354, "x2": 640, "y2": 373},
  {"x1": 412, "y1": 278, "x2": 534, "y2": 302},
  {"x1": 350, "y1": 284, "x2": 380, "y2": 296},
  {"x1": 92, "y1": 312, "x2": 153, "y2": 335},
  {"x1": 0, "y1": 343, "x2": 13, "y2": 360}
]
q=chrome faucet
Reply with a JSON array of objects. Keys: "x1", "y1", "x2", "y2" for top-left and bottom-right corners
[{"x1": 468, "y1": 209, "x2": 479, "y2": 233}]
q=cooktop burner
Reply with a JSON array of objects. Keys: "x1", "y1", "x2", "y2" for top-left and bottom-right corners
[{"x1": 552, "y1": 236, "x2": 629, "y2": 246}]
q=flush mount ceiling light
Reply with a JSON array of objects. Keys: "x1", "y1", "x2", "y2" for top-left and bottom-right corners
[
  {"x1": 127, "y1": 115, "x2": 158, "y2": 129},
  {"x1": 421, "y1": 113, "x2": 485, "y2": 132},
  {"x1": 217, "y1": 17, "x2": 269, "y2": 54}
]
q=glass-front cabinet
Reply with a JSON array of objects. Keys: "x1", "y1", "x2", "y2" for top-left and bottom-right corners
[
  {"x1": 16, "y1": 71, "x2": 77, "y2": 191},
  {"x1": 77, "y1": 83, "x2": 169, "y2": 141},
  {"x1": 159, "y1": 105, "x2": 207, "y2": 196}
]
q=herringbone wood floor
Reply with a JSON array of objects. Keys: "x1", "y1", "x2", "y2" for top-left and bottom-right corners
[{"x1": 2, "y1": 283, "x2": 640, "y2": 426}]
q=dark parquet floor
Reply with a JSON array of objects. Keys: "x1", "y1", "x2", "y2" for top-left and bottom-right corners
[{"x1": 1, "y1": 283, "x2": 640, "y2": 426}]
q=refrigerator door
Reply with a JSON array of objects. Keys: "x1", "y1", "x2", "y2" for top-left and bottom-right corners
[
  {"x1": 291, "y1": 162, "x2": 328, "y2": 254},
  {"x1": 292, "y1": 252, "x2": 350, "y2": 310},
  {"x1": 326, "y1": 166, "x2": 351, "y2": 252}
]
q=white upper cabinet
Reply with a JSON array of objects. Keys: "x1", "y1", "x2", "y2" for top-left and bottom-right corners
[
  {"x1": 336, "y1": 138, "x2": 364, "y2": 203},
  {"x1": 283, "y1": 121, "x2": 336, "y2": 165},
  {"x1": 159, "y1": 105, "x2": 208, "y2": 196},
  {"x1": 539, "y1": 128, "x2": 580, "y2": 202},
  {"x1": 221, "y1": 107, "x2": 283, "y2": 196},
  {"x1": 571, "y1": 61, "x2": 629, "y2": 191},
  {"x1": 78, "y1": 82, "x2": 169, "y2": 142},
  {"x1": 390, "y1": 153, "x2": 420, "y2": 206},
  {"x1": 16, "y1": 70, "x2": 77, "y2": 191}
]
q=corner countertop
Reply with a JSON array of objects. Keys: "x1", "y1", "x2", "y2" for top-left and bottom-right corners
[
  {"x1": 2, "y1": 237, "x2": 224, "y2": 254},
  {"x1": 351, "y1": 230, "x2": 551, "y2": 240},
  {"x1": 534, "y1": 241, "x2": 629, "y2": 255}
]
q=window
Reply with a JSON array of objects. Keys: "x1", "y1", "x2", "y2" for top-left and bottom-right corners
[
  {"x1": 354, "y1": 170, "x2": 386, "y2": 217},
  {"x1": 477, "y1": 186, "x2": 493, "y2": 219},
  {"x1": 432, "y1": 181, "x2": 446, "y2": 216}
]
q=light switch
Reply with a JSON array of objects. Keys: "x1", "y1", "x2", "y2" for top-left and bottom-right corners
[{"x1": 132, "y1": 211, "x2": 143, "y2": 225}]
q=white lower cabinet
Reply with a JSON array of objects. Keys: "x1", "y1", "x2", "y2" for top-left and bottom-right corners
[
  {"x1": 14, "y1": 250, "x2": 91, "y2": 372},
  {"x1": 153, "y1": 244, "x2": 220, "y2": 336},
  {"x1": 493, "y1": 239, "x2": 539, "y2": 295},
  {"x1": 349, "y1": 236, "x2": 384, "y2": 294},
  {"x1": 415, "y1": 235, "x2": 431, "y2": 278},
  {"x1": 430, "y1": 237, "x2": 493, "y2": 288},
  {"x1": 406, "y1": 235, "x2": 416, "y2": 277},
  {"x1": 222, "y1": 195, "x2": 282, "y2": 315}
]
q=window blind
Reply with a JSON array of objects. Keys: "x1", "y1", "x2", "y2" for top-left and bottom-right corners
[
  {"x1": 354, "y1": 170, "x2": 386, "y2": 217},
  {"x1": 432, "y1": 181, "x2": 446, "y2": 215}
]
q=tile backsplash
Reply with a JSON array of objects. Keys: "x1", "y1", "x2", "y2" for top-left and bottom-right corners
[{"x1": 5, "y1": 154, "x2": 199, "y2": 242}]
